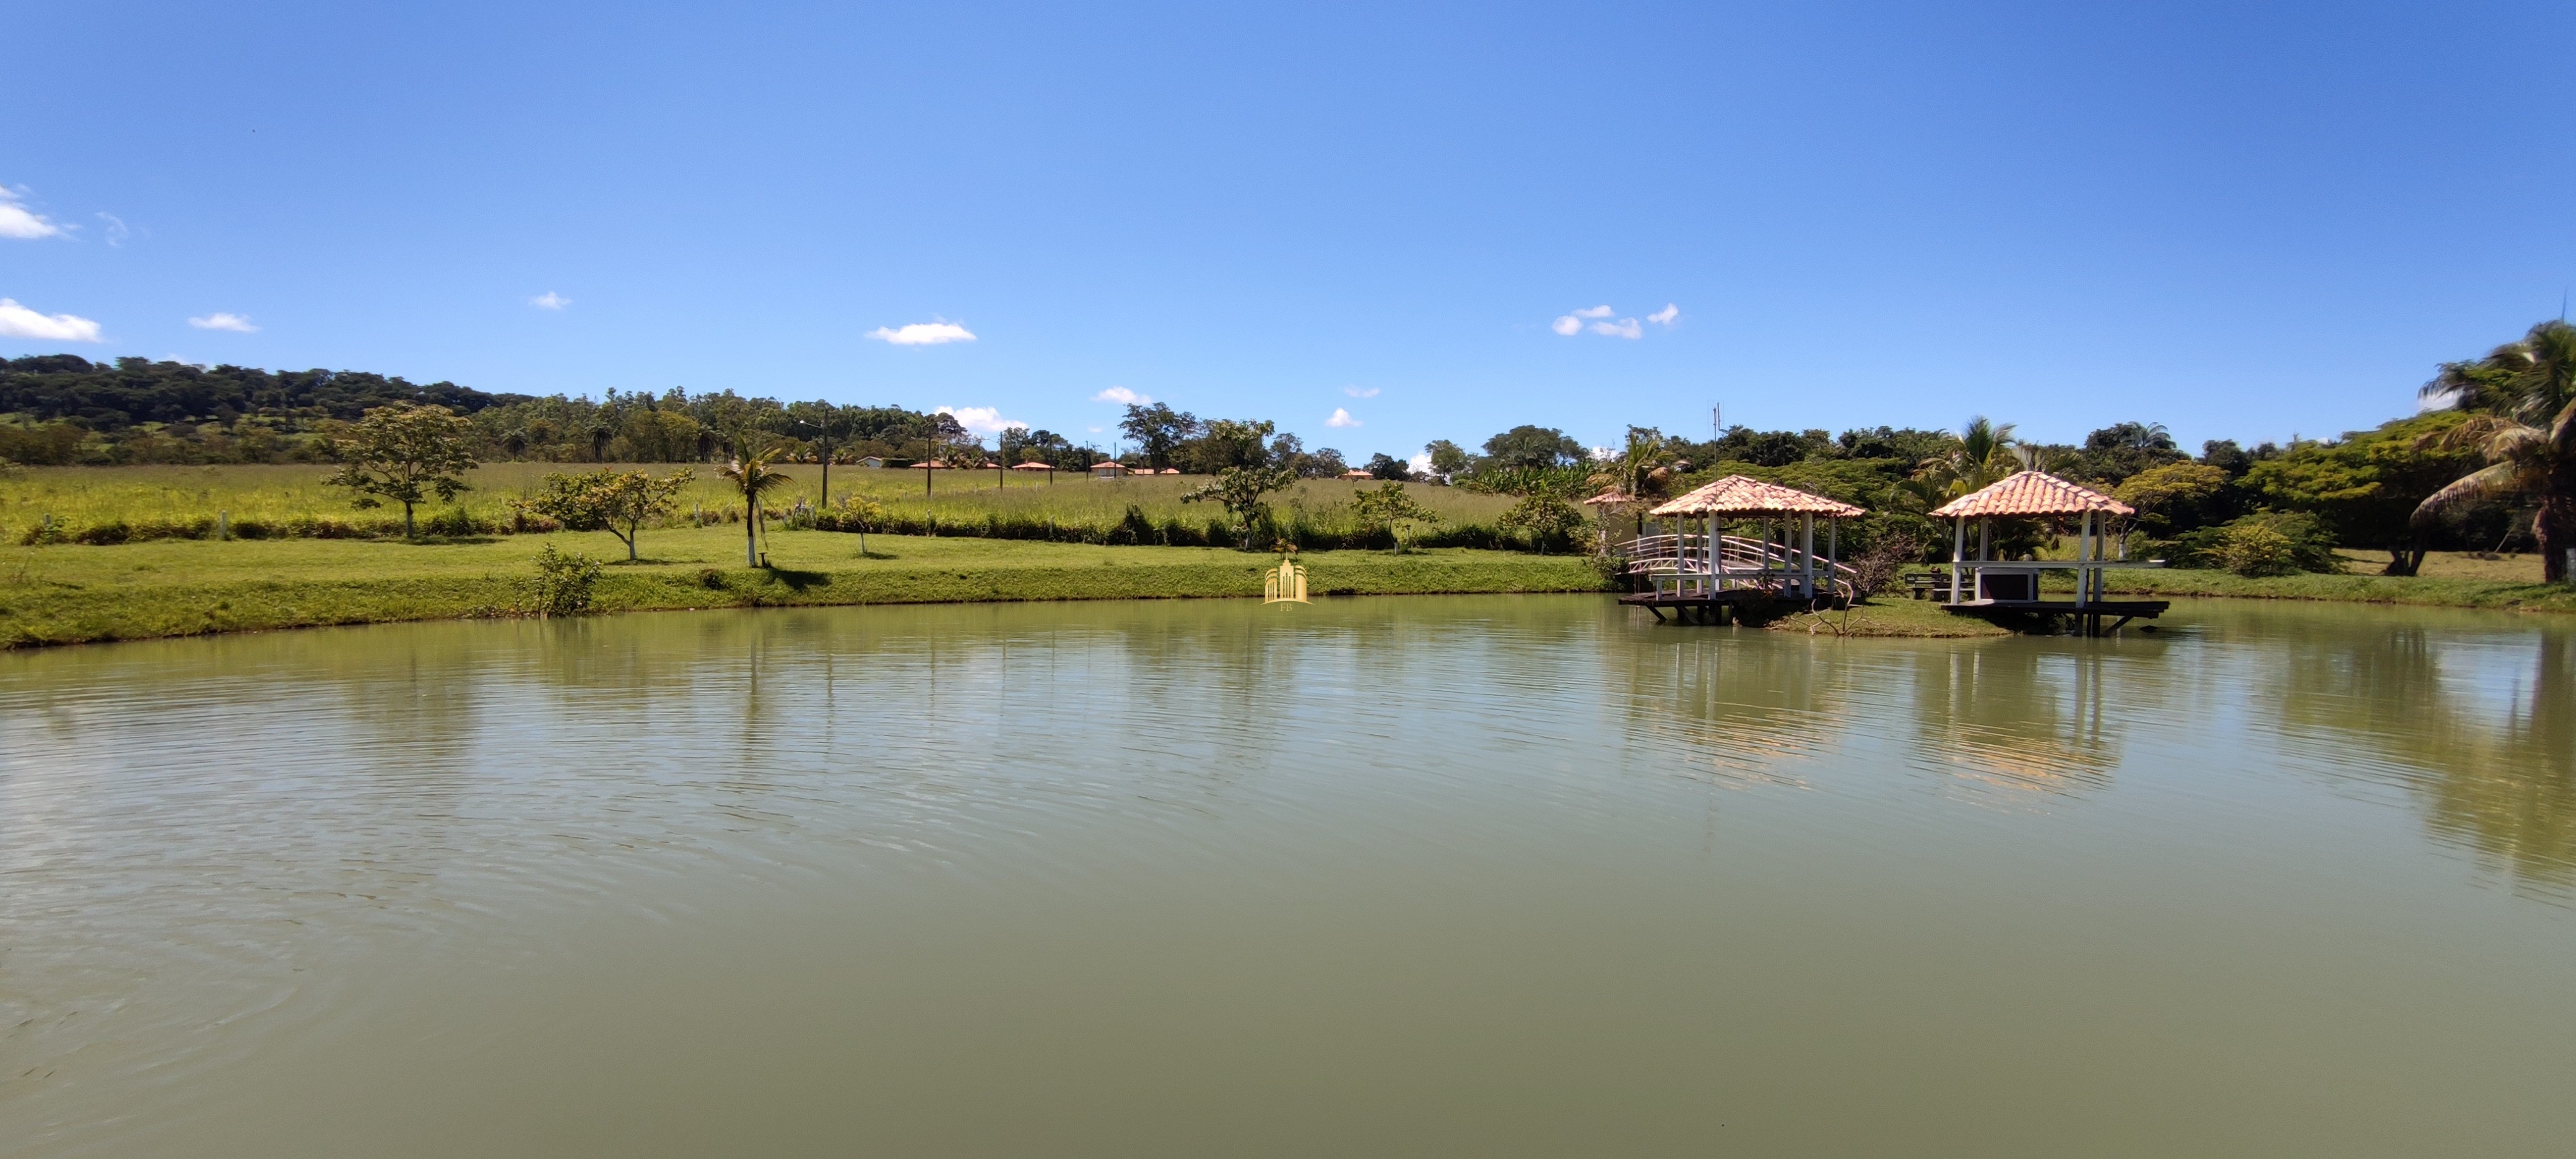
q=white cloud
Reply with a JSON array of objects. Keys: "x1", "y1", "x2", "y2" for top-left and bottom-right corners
[
  {"x1": 1342, "y1": 385, "x2": 1380, "y2": 398},
  {"x1": 1554, "y1": 303, "x2": 1671, "y2": 339},
  {"x1": 868, "y1": 320, "x2": 976, "y2": 345},
  {"x1": 936, "y1": 406, "x2": 1027, "y2": 436},
  {"x1": 529, "y1": 292, "x2": 570, "y2": 310},
  {"x1": 1326, "y1": 407, "x2": 1362, "y2": 428},
  {"x1": 0, "y1": 298, "x2": 103, "y2": 342},
  {"x1": 1408, "y1": 451, "x2": 1433, "y2": 475},
  {"x1": 1552, "y1": 305, "x2": 1614, "y2": 336},
  {"x1": 1093, "y1": 386, "x2": 1152, "y2": 405},
  {"x1": 0, "y1": 186, "x2": 66, "y2": 240},
  {"x1": 188, "y1": 311, "x2": 259, "y2": 333},
  {"x1": 96, "y1": 212, "x2": 130, "y2": 246}
]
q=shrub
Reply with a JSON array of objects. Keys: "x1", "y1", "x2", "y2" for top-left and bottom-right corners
[
  {"x1": 76, "y1": 520, "x2": 131, "y2": 545},
  {"x1": 527, "y1": 544, "x2": 603, "y2": 616},
  {"x1": 423, "y1": 507, "x2": 486, "y2": 537},
  {"x1": 18, "y1": 515, "x2": 69, "y2": 545},
  {"x1": 2188, "y1": 512, "x2": 2341, "y2": 576}
]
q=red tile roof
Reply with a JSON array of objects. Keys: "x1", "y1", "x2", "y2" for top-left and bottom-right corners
[
  {"x1": 1929, "y1": 471, "x2": 2134, "y2": 518},
  {"x1": 1648, "y1": 475, "x2": 1865, "y2": 518}
]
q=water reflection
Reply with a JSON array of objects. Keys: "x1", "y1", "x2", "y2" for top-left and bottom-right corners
[
  {"x1": 1898, "y1": 644, "x2": 2128, "y2": 799},
  {"x1": 6, "y1": 596, "x2": 2576, "y2": 1156},
  {"x1": 2244, "y1": 611, "x2": 2576, "y2": 895}
]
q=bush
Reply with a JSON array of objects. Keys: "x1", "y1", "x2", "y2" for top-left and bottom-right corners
[
  {"x1": 2182, "y1": 512, "x2": 2341, "y2": 576},
  {"x1": 422, "y1": 507, "x2": 488, "y2": 537},
  {"x1": 76, "y1": 519, "x2": 131, "y2": 545},
  {"x1": 18, "y1": 515, "x2": 69, "y2": 545},
  {"x1": 526, "y1": 544, "x2": 603, "y2": 616}
]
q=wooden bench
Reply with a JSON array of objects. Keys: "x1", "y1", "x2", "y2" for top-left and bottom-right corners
[{"x1": 1904, "y1": 573, "x2": 1944, "y2": 601}]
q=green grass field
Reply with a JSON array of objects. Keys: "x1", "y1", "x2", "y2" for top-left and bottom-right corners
[
  {"x1": 0, "y1": 525, "x2": 1614, "y2": 648},
  {"x1": 8, "y1": 464, "x2": 2572, "y2": 648},
  {"x1": 0, "y1": 462, "x2": 1524, "y2": 542}
]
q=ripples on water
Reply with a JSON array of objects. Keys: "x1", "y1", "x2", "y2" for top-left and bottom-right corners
[{"x1": 2, "y1": 595, "x2": 2573, "y2": 1157}]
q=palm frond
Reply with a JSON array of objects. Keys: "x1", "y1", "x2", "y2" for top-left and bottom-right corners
[{"x1": 2412, "y1": 462, "x2": 2520, "y2": 524}]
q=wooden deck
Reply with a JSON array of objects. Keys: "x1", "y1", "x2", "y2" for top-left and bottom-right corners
[
  {"x1": 1940, "y1": 597, "x2": 2169, "y2": 635},
  {"x1": 1616, "y1": 589, "x2": 1783, "y2": 623}
]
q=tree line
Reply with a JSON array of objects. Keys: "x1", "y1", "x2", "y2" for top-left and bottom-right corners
[{"x1": 8, "y1": 316, "x2": 2574, "y2": 577}]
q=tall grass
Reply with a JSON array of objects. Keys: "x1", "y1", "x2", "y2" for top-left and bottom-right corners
[{"x1": 0, "y1": 464, "x2": 1547, "y2": 547}]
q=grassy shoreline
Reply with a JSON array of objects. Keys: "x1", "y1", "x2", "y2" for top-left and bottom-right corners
[
  {"x1": 9, "y1": 523, "x2": 2572, "y2": 650},
  {"x1": 0, "y1": 527, "x2": 1612, "y2": 649}
]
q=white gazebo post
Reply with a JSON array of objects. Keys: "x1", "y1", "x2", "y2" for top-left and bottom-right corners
[
  {"x1": 1801, "y1": 513, "x2": 1816, "y2": 599},
  {"x1": 1827, "y1": 518, "x2": 1838, "y2": 596},
  {"x1": 1950, "y1": 516, "x2": 1966, "y2": 603}
]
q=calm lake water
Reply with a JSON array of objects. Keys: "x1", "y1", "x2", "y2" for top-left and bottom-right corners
[{"x1": 2, "y1": 595, "x2": 2572, "y2": 1157}]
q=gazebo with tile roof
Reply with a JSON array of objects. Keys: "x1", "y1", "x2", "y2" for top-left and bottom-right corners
[
  {"x1": 1926, "y1": 470, "x2": 2167, "y2": 632},
  {"x1": 1632, "y1": 475, "x2": 1866, "y2": 604}
]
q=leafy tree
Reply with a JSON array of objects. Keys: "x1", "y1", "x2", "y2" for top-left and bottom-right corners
[
  {"x1": 1181, "y1": 464, "x2": 1296, "y2": 549},
  {"x1": 1424, "y1": 439, "x2": 1471, "y2": 481},
  {"x1": 1497, "y1": 493, "x2": 1583, "y2": 553},
  {"x1": 2075, "y1": 420, "x2": 2185, "y2": 484},
  {"x1": 1351, "y1": 481, "x2": 1443, "y2": 552},
  {"x1": 2113, "y1": 461, "x2": 2231, "y2": 539},
  {"x1": 834, "y1": 494, "x2": 888, "y2": 555},
  {"x1": 1365, "y1": 451, "x2": 1414, "y2": 480},
  {"x1": 1181, "y1": 418, "x2": 1277, "y2": 474},
  {"x1": 1301, "y1": 447, "x2": 1350, "y2": 479},
  {"x1": 718, "y1": 455, "x2": 793, "y2": 566},
  {"x1": 1479, "y1": 425, "x2": 1585, "y2": 471},
  {"x1": 1708, "y1": 425, "x2": 1830, "y2": 467},
  {"x1": 2243, "y1": 413, "x2": 2479, "y2": 575},
  {"x1": 2415, "y1": 319, "x2": 2576, "y2": 581},
  {"x1": 1835, "y1": 426, "x2": 1954, "y2": 463},
  {"x1": 523, "y1": 468, "x2": 695, "y2": 561},
  {"x1": 323, "y1": 402, "x2": 479, "y2": 537},
  {"x1": 1120, "y1": 402, "x2": 1200, "y2": 469},
  {"x1": 2200, "y1": 439, "x2": 2254, "y2": 477}
]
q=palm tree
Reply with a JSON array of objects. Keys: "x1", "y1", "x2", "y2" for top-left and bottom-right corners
[
  {"x1": 1912, "y1": 416, "x2": 2022, "y2": 501},
  {"x1": 720, "y1": 454, "x2": 793, "y2": 566},
  {"x1": 1591, "y1": 427, "x2": 1669, "y2": 501},
  {"x1": 2414, "y1": 319, "x2": 2576, "y2": 581}
]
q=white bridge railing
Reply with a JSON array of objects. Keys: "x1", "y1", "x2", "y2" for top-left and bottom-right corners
[{"x1": 1616, "y1": 533, "x2": 1858, "y2": 599}]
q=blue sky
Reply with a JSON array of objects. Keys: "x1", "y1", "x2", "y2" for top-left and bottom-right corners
[{"x1": 5, "y1": 1, "x2": 2571, "y2": 459}]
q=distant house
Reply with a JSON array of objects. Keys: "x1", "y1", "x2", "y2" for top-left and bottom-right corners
[
  {"x1": 1092, "y1": 461, "x2": 1128, "y2": 479},
  {"x1": 1010, "y1": 461, "x2": 1053, "y2": 472},
  {"x1": 1339, "y1": 468, "x2": 1375, "y2": 480},
  {"x1": 856, "y1": 456, "x2": 887, "y2": 469},
  {"x1": 1159, "y1": 467, "x2": 1183, "y2": 475}
]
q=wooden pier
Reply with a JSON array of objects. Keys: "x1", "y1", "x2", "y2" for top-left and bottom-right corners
[{"x1": 1616, "y1": 588, "x2": 1782, "y2": 623}]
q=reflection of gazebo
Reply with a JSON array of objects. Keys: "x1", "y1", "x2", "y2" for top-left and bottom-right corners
[
  {"x1": 1620, "y1": 476, "x2": 1863, "y2": 620},
  {"x1": 1928, "y1": 471, "x2": 2168, "y2": 634}
]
